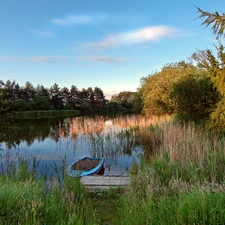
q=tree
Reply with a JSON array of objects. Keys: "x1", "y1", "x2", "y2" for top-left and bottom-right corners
[
  {"x1": 32, "y1": 93, "x2": 54, "y2": 110},
  {"x1": 2, "y1": 80, "x2": 16, "y2": 100},
  {"x1": 22, "y1": 81, "x2": 35, "y2": 102},
  {"x1": 61, "y1": 87, "x2": 70, "y2": 109},
  {"x1": 93, "y1": 87, "x2": 105, "y2": 108},
  {"x1": 196, "y1": 7, "x2": 225, "y2": 39},
  {"x1": 69, "y1": 85, "x2": 79, "y2": 109},
  {"x1": 195, "y1": 7, "x2": 225, "y2": 130},
  {"x1": 49, "y1": 83, "x2": 63, "y2": 109},
  {"x1": 171, "y1": 71, "x2": 220, "y2": 121},
  {"x1": 0, "y1": 90, "x2": 16, "y2": 141},
  {"x1": 111, "y1": 91, "x2": 138, "y2": 111},
  {"x1": 131, "y1": 92, "x2": 143, "y2": 114},
  {"x1": 8, "y1": 98, "x2": 32, "y2": 111},
  {"x1": 139, "y1": 61, "x2": 195, "y2": 116}
]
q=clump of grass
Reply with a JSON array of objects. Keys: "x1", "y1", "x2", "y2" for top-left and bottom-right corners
[
  {"x1": 0, "y1": 157, "x2": 97, "y2": 225},
  {"x1": 120, "y1": 156, "x2": 225, "y2": 224},
  {"x1": 118, "y1": 121, "x2": 225, "y2": 224}
]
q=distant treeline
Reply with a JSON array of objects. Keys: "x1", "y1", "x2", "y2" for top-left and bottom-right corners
[{"x1": 0, "y1": 81, "x2": 142, "y2": 116}]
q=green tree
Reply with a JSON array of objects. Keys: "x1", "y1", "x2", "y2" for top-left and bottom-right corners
[
  {"x1": 8, "y1": 98, "x2": 32, "y2": 111},
  {"x1": 110, "y1": 91, "x2": 141, "y2": 113},
  {"x1": 93, "y1": 87, "x2": 105, "y2": 107},
  {"x1": 195, "y1": 7, "x2": 225, "y2": 130},
  {"x1": 22, "y1": 81, "x2": 35, "y2": 102},
  {"x1": 111, "y1": 91, "x2": 134, "y2": 109},
  {"x1": 131, "y1": 92, "x2": 143, "y2": 114},
  {"x1": 49, "y1": 83, "x2": 63, "y2": 109},
  {"x1": 139, "y1": 61, "x2": 195, "y2": 116},
  {"x1": 61, "y1": 87, "x2": 70, "y2": 109},
  {"x1": 171, "y1": 71, "x2": 220, "y2": 121},
  {"x1": 0, "y1": 84, "x2": 16, "y2": 141},
  {"x1": 68, "y1": 85, "x2": 79, "y2": 109},
  {"x1": 2, "y1": 80, "x2": 17, "y2": 100},
  {"x1": 32, "y1": 93, "x2": 54, "y2": 110}
]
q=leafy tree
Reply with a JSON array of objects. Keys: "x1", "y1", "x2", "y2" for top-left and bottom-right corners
[
  {"x1": 61, "y1": 87, "x2": 70, "y2": 109},
  {"x1": 110, "y1": 91, "x2": 142, "y2": 113},
  {"x1": 36, "y1": 84, "x2": 50, "y2": 100},
  {"x1": 171, "y1": 71, "x2": 220, "y2": 121},
  {"x1": 22, "y1": 81, "x2": 35, "y2": 102},
  {"x1": 69, "y1": 85, "x2": 79, "y2": 109},
  {"x1": 49, "y1": 83, "x2": 63, "y2": 109},
  {"x1": 0, "y1": 95, "x2": 11, "y2": 141},
  {"x1": 93, "y1": 87, "x2": 105, "y2": 108},
  {"x1": 130, "y1": 92, "x2": 143, "y2": 114},
  {"x1": 106, "y1": 101, "x2": 126, "y2": 115},
  {"x1": 79, "y1": 100, "x2": 93, "y2": 115},
  {"x1": 86, "y1": 87, "x2": 94, "y2": 106},
  {"x1": 0, "y1": 89, "x2": 18, "y2": 141},
  {"x1": 195, "y1": 7, "x2": 225, "y2": 130},
  {"x1": 2, "y1": 80, "x2": 16, "y2": 100},
  {"x1": 8, "y1": 98, "x2": 32, "y2": 111},
  {"x1": 32, "y1": 93, "x2": 54, "y2": 110},
  {"x1": 139, "y1": 61, "x2": 195, "y2": 116},
  {"x1": 111, "y1": 91, "x2": 134, "y2": 109}
]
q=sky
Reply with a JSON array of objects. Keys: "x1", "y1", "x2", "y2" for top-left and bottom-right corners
[{"x1": 0, "y1": 0, "x2": 224, "y2": 99}]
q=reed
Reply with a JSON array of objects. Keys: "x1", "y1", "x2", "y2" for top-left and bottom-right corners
[
  {"x1": 119, "y1": 120, "x2": 225, "y2": 224},
  {"x1": 3, "y1": 115, "x2": 225, "y2": 224}
]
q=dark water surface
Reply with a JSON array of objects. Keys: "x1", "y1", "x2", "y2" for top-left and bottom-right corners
[{"x1": 0, "y1": 116, "x2": 143, "y2": 177}]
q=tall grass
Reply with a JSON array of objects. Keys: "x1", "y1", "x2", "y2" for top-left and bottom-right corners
[
  {"x1": 3, "y1": 115, "x2": 225, "y2": 224},
  {"x1": 119, "y1": 120, "x2": 225, "y2": 224},
  {"x1": 0, "y1": 157, "x2": 97, "y2": 225}
]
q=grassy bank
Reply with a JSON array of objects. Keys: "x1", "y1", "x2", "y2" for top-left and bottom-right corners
[
  {"x1": 10, "y1": 109, "x2": 80, "y2": 118},
  {"x1": 119, "y1": 121, "x2": 225, "y2": 224},
  {"x1": 1, "y1": 117, "x2": 225, "y2": 224},
  {"x1": 0, "y1": 158, "x2": 97, "y2": 225}
]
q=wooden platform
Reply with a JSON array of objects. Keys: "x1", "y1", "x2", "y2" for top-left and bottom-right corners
[{"x1": 81, "y1": 175, "x2": 131, "y2": 191}]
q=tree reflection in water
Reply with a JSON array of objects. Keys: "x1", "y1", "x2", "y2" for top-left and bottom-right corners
[{"x1": 0, "y1": 115, "x2": 144, "y2": 176}]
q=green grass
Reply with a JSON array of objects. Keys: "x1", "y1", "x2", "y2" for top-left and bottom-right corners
[
  {"x1": 88, "y1": 190, "x2": 122, "y2": 225},
  {"x1": 117, "y1": 121, "x2": 225, "y2": 224},
  {"x1": 0, "y1": 158, "x2": 97, "y2": 225},
  {"x1": 119, "y1": 155, "x2": 225, "y2": 224},
  {"x1": 2, "y1": 118, "x2": 225, "y2": 224}
]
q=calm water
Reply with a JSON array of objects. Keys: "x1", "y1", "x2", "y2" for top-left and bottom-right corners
[{"x1": 0, "y1": 116, "x2": 143, "y2": 177}]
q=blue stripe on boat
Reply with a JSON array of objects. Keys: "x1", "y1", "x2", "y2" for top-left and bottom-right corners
[{"x1": 67, "y1": 157, "x2": 105, "y2": 177}]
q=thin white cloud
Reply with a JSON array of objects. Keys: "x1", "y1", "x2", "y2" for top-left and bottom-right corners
[
  {"x1": 27, "y1": 28, "x2": 55, "y2": 37},
  {"x1": 74, "y1": 63, "x2": 92, "y2": 67},
  {"x1": 51, "y1": 15, "x2": 93, "y2": 26},
  {"x1": 31, "y1": 56, "x2": 69, "y2": 62},
  {"x1": 0, "y1": 56, "x2": 69, "y2": 63},
  {"x1": 80, "y1": 26, "x2": 186, "y2": 49},
  {"x1": 77, "y1": 56, "x2": 132, "y2": 63}
]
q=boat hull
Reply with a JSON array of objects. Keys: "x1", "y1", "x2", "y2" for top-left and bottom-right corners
[{"x1": 67, "y1": 157, "x2": 105, "y2": 178}]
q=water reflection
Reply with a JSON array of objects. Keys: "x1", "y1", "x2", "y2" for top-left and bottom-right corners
[{"x1": 0, "y1": 116, "x2": 143, "y2": 176}]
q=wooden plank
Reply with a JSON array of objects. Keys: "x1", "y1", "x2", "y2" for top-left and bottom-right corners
[{"x1": 80, "y1": 175, "x2": 131, "y2": 191}]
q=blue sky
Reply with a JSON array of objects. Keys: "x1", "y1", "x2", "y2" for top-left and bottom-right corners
[{"x1": 0, "y1": 0, "x2": 224, "y2": 99}]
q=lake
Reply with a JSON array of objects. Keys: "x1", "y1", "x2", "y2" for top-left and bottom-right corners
[{"x1": 0, "y1": 115, "x2": 144, "y2": 177}]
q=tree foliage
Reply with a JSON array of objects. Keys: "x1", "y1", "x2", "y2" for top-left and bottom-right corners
[
  {"x1": 196, "y1": 7, "x2": 225, "y2": 39},
  {"x1": 0, "y1": 80, "x2": 107, "y2": 115},
  {"x1": 171, "y1": 72, "x2": 220, "y2": 121},
  {"x1": 110, "y1": 91, "x2": 142, "y2": 114},
  {"x1": 195, "y1": 7, "x2": 225, "y2": 130},
  {"x1": 139, "y1": 61, "x2": 196, "y2": 116}
]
